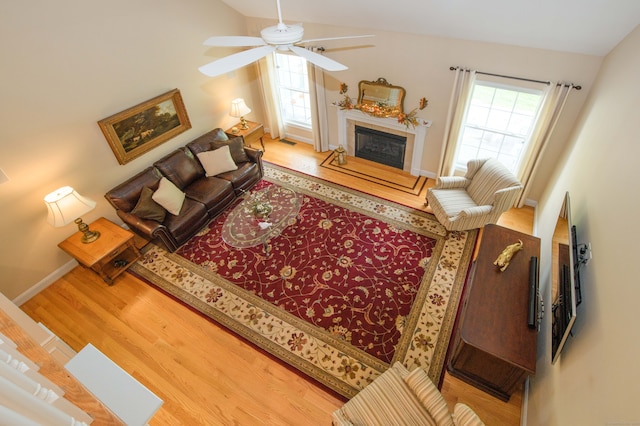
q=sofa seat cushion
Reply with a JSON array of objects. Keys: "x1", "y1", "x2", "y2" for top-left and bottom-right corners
[
  {"x1": 184, "y1": 177, "x2": 235, "y2": 216},
  {"x1": 428, "y1": 188, "x2": 477, "y2": 217},
  {"x1": 162, "y1": 197, "x2": 209, "y2": 246},
  {"x1": 216, "y1": 162, "x2": 262, "y2": 194},
  {"x1": 336, "y1": 363, "x2": 436, "y2": 426}
]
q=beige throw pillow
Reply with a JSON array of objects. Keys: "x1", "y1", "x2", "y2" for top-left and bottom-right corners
[
  {"x1": 197, "y1": 145, "x2": 238, "y2": 177},
  {"x1": 151, "y1": 177, "x2": 186, "y2": 216}
]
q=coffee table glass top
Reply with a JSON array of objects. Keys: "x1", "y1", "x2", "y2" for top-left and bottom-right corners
[{"x1": 221, "y1": 185, "x2": 303, "y2": 249}]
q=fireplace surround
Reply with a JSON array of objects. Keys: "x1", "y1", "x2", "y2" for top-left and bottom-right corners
[{"x1": 336, "y1": 108, "x2": 431, "y2": 176}]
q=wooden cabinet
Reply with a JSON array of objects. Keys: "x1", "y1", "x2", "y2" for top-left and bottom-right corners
[
  {"x1": 448, "y1": 224, "x2": 540, "y2": 401},
  {"x1": 58, "y1": 217, "x2": 141, "y2": 285},
  {"x1": 226, "y1": 120, "x2": 265, "y2": 151}
]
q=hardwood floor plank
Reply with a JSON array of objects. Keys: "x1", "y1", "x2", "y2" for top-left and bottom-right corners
[{"x1": 20, "y1": 137, "x2": 533, "y2": 425}]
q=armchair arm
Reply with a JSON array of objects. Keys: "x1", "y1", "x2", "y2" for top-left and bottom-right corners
[
  {"x1": 457, "y1": 205, "x2": 494, "y2": 219},
  {"x1": 435, "y1": 176, "x2": 470, "y2": 189},
  {"x1": 452, "y1": 403, "x2": 485, "y2": 426}
]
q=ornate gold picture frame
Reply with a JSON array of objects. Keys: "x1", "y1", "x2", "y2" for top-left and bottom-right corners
[{"x1": 98, "y1": 89, "x2": 191, "y2": 165}]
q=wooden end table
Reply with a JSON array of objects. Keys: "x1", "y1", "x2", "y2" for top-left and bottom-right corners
[
  {"x1": 58, "y1": 217, "x2": 141, "y2": 285},
  {"x1": 226, "y1": 120, "x2": 265, "y2": 151}
]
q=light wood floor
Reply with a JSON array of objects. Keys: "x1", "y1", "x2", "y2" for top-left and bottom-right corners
[{"x1": 21, "y1": 137, "x2": 534, "y2": 425}]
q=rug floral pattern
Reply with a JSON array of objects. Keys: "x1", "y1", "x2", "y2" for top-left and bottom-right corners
[{"x1": 130, "y1": 165, "x2": 477, "y2": 397}]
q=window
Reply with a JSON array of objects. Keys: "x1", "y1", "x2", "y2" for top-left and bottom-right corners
[
  {"x1": 455, "y1": 81, "x2": 544, "y2": 173},
  {"x1": 274, "y1": 52, "x2": 312, "y2": 128}
]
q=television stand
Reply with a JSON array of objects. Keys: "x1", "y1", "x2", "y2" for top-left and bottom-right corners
[{"x1": 447, "y1": 224, "x2": 540, "y2": 401}]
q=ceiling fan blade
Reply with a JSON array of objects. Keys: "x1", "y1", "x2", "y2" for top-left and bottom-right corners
[
  {"x1": 289, "y1": 45, "x2": 348, "y2": 72},
  {"x1": 204, "y1": 36, "x2": 267, "y2": 47},
  {"x1": 198, "y1": 45, "x2": 276, "y2": 78},
  {"x1": 300, "y1": 35, "x2": 374, "y2": 44}
]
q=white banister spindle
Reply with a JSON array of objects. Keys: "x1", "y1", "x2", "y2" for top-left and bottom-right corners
[{"x1": 0, "y1": 376, "x2": 90, "y2": 426}]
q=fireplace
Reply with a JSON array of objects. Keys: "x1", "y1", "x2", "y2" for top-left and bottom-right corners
[
  {"x1": 336, "y1": 108, "x2": 432, "y2": 176},
  {"x1": 355, "y1": 126, "x2": 407, "y2": 169}
]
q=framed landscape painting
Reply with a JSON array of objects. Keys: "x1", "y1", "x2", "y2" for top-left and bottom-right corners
[{"x1": 98, "y1": 89, "x2": 191, "y2": 164}]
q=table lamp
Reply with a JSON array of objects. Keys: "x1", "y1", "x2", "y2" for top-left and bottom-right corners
[
  {"x1": 230, "y1": 98, "x2": 251, "y2": 131},
  {"x1": 44, "y1": 186, "x2": 100, "y2": 243}
]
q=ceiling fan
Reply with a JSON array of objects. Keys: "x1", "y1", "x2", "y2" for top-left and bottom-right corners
[{"x1": 198, "y1": 0, "x2": 372, "y2": 78}]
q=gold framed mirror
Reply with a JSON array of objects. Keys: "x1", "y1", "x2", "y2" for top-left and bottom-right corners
[{"x1": 357, "y1": 78, "x2": 406, "y2": 116}]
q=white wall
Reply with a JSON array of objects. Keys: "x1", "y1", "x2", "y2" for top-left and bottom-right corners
[
  {"x1": 246, "y1": 18, "x2": 603, "y2": 194},
  {"x1": 528, "y1": 24, "x2": 640, "y2": 425},
  {"x1": 0, "y1": 0, "x2": 258, "y2": 299}
]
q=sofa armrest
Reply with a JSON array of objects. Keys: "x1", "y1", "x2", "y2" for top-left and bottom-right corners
[
  {"x1": 435, "y1": 176, "x2": 469, "y2": 189},
  {"x1": 116, "y1": 210, "x2": 165, "y2": 239},
  {"x1": 244, "y1": 146, "x2": 263, "y2": 163},
  {"x1": 452, "y1": 403, "x2": 485, "y2": 426}
]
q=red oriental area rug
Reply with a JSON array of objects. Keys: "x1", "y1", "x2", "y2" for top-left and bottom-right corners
[{"x1": 130, "y1": 164, "x2": 477, "y2": 398}]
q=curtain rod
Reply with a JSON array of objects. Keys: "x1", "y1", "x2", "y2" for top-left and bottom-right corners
[{"x1": 449, "y1": 66, "x2": 582, "y2": 90}]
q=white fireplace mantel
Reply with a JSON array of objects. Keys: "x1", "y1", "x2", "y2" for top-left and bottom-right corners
[{"x1": 336, "y1": 108, "x2": 432, "y2": 176}]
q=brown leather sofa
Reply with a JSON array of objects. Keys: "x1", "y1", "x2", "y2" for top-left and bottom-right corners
[{"x1": 105, "y1": 128, "x2": 263, "y2": 252}]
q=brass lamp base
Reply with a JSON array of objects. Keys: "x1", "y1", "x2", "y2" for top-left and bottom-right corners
[
  {"x1": 75, "y1": 218, "x2": 100, "y2": 244},
  {"x1": 239, "y1": 117, "x2": 249, "y2": 130}
]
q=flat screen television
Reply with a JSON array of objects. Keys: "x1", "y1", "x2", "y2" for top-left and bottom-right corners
[{"x1": 551, "y1": 192, "x2": 580, "y2": 364}]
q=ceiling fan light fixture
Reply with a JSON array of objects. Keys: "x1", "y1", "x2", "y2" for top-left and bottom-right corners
[{"x1": 260, "y1": 24, "x2": 304, "y2": 45}]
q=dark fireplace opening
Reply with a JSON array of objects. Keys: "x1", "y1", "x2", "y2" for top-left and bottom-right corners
[{"x1": 354, "y1": 125, "x2": 407, "y2": 169}]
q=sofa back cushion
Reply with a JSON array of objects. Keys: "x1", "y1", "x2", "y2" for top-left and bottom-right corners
[
  {"x1": 466, "y1": 158, "x2": 521, "y2": 206},
  {"x1": 154, "y1": 148, "x2": 204, "y2": 190},
  {"x1": 187, "y1": 128, "x2": 249, "y2": 164},
  {"x1": 104, "y1": 167, "x2": 163, "y2": 213}
]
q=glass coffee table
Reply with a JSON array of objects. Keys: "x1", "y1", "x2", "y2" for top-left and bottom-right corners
[{"x1": 221, "y1": 185, "x2": 303, "y2": 255}]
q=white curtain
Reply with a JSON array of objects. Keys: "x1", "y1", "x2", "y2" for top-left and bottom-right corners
[
  {"x1": 307, "y1": 47, "x2": 330, "y2": 152},
  {"x1": 514, "y1": 82, "x2": 575, "y2": 207},
  {"x1": 257, "y1": 55, "x2": 284, "y2": 140},
  {"x1": 437, "y1": 68, "x2": 476, "y2": 176}
]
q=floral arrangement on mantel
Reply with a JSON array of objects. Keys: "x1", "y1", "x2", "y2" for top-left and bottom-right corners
[{"x1": 335, "y1": 82, "x2": 428, "y2": 129}]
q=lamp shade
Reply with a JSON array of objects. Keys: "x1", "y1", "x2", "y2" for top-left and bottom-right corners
[
  {"x1": 229, "y1": 98, "x2": 251, "y2": 118},
  {"x1": 44, "y1": 186, "x2": 96, "y2": 227}
]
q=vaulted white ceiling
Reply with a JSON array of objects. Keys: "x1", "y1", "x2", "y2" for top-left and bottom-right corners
[{"x1": 218, "y1": 0, "x2": 640, "y2": 56}]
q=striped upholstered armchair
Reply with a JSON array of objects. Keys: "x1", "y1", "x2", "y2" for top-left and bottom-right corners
[
  {"x1": 426, "y1": 158, "x2": 523, "y2": 232},
  {"x1": 332, "y1": 362, "x2": 484, "y2": 426}
]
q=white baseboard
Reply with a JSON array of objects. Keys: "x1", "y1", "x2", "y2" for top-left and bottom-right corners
[{"x1": 13, "y1": 260, "x2": 78, "y2": 306}]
